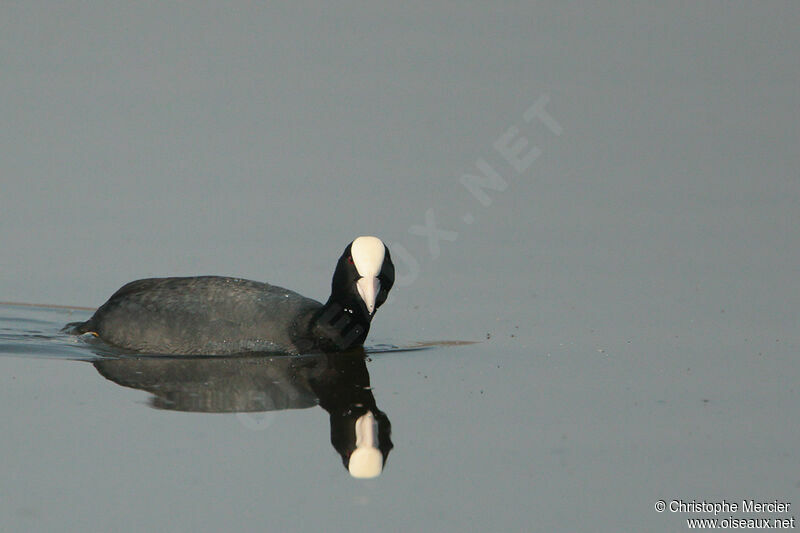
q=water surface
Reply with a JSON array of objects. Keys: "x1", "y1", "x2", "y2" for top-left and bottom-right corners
[
  {"x1": 1, "y1": 2, "x2": 798, "y2": 532},
  {"x1": 2, "y1": 303, "x2": 798, "y2": 531}
]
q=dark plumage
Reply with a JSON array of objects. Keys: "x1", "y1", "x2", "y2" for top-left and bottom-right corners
[{"x1": 65, "y1": 236, "x2": 394, "y2": 355}]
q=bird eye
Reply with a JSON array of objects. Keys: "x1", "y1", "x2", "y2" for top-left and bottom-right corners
[{"x1": 347, "y1": 255, "x2": 354, "y2": 265}]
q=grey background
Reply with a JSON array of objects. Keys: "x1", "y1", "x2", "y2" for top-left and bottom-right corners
[{"x1": 1, "y1": 2, "x2": 798, "y2": 532}]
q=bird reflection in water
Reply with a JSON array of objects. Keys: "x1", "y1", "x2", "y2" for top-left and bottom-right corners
[{"x1": 92, "y1": 349, "x2": 392, "y2": 479}]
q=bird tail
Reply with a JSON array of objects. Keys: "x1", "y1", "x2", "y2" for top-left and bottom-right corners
[{"x1": 62, "y1": 319, "x2": 95, "y2": 335}]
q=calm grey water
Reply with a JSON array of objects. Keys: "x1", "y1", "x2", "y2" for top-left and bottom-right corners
[{"x1": 1, "y1": 2, "x2": 799, "y2": 532}]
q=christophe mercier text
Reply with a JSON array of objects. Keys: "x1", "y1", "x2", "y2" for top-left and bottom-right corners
[{"x1": 671, "y1": 500, "x2": 791, "y2": 514}]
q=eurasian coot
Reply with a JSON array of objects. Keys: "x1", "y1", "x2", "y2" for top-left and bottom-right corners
[{"x1": 66, "y1": 236, "x2": 394, "y2": 355}]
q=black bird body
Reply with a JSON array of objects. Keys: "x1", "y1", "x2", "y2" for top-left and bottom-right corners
[
  {"x1": 66, "y1": 237, "x2": 394, "y2": 355},
  {"x1": 73, "y1": 276, "x2": 323, "y2": 354}
]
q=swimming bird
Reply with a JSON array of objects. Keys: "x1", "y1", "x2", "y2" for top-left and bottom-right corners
[{"x1": 66, "y1": 236, "x2": 394, "y2": 355}]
